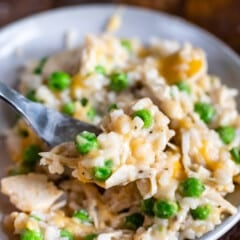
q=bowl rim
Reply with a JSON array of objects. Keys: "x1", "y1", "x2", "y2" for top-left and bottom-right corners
[{"x1": 0, "y1": 3, "x2": 239, "y2": 66}]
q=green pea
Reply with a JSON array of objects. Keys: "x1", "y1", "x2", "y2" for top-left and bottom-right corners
[
  {"x1": 73, "y1": 209, "x2": 91, "y2": 223},
  {"x1": 94, "y1": 166, "x2": 112, "y2": 181},
  {"x1": 179, "y1": 177, "x2": 205, "y2": 198},
  {"x1": 141, "y1": 197, "x2": 155, "y2": 216},
  {"x1": 104, "y1": 159, "x2": 113, "y2": 168},
  {"x1": 194, "y1": 102, "x2": 216, "y2": 124},
  {"x1": 175, "y1": 81, "x2": 191, "y2": 95},
  {"x1": 30, "y1": 215, "x2": 42, "y2": 221},
  {"x1": 83, "y1": 234, "x2": 98, "y2": 240},
  {"x1": 8, "y1": 165, "x2": 31, "y2": 176},
  {"x1": 216, "y1": 126, "x2": 235, "y2": 144},
  {"x1": 81, "y1": 97, "x2": 89, "y2": 107},
  {"x1": 20, "y1": 229, "x2": 43, "y2": 240},
  {"x1": 18, "y1": 129, "x2": 29, "y2": 138},
  {"x1": 108, "y1": 103, "x2": 118, "y2": 112},
  {"x1": 16, "y1": 113, "x2": 21, "y2": 120},
  {"x1": 125, "y1": 213, "x2": 144, "y2": 230},
  {"x1": 26, "y1": 90, "x2": 38, "y2": 102},
  {"x1": 48, "y1": 71, "x2": 71, "y2": 91},
  {"x1": 87, "y1": 107, "x2": 96, "y2": 121},
  {"x1": 95, "y1": 65, "x2": 106, "y2": 75},
  {"x1": 190, "y1": 204, "x2": 212, "y2": 220},
  {"x1": 121, "y1": 39, "x2": 132, "y2": 52},
  {"x1": 133, "y1": 109, "x2": 153, "y2": 128},
  {"x1": 230, "y1": 147, "x2": 240, "y2": 164},
  {"x1": 153, "y1": 200, "x2": 178, "y2": 219},
  {"x1": 109, "y1": 72, "x2": 129, "y2": 92},
  {"x1": 62, "y1": 102, "x2": 75, "y2": 116},
  {"x1": 75, "y1": 131, "x2": 99, "y2": 155},
  {"x1": 60, "y1": 229, "x2": 73, "y2": 240},
  {"x1": 33, "y1": 57, "x2": 47, "y2": 75},
  {"x1": 22, "y1": 145, "x2": 41, "y2": 168}
]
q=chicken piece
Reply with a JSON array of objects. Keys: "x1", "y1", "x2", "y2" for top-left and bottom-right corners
[
  {"x1": 42, "y1": 48, "x2": 81, "y2": 77},
  {"x1": 1, "y1": 174, "x2": 63, "y2": 212}
]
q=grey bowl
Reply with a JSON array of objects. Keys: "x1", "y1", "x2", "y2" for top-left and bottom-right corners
[{"x1": 0, "y1": 4, "x2": 240, "y2": 240}]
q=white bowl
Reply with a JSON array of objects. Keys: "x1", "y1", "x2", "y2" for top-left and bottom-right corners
[{"x1": 0, "y1": 4, "x2": 240, "y2": 239}]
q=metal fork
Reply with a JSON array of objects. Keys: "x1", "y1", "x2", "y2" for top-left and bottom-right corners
[{"x1": 0, "y1": 81, "x2": 101, "y2": 147}]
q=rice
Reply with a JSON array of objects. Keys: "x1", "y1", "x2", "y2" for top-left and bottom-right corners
[{"x1": 1, "y1": 32, "x2": 240, "y2": 240}]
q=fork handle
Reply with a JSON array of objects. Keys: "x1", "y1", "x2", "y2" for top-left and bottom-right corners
[
  {"x1": 0, "y1": 81, "x2": 30, "y2": 117},
  {"x1": 0, "y1": 81, "x2": 102, "y2": 146},
  {"x1": 0, "y1": 81, "x2": 47, "y2": 135}
]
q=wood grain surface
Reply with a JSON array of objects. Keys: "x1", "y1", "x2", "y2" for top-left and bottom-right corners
[
  {"x1": 0, "y1": 0, "x2": 240, "y2": 239},
  {"x1": 0, "y1": 0, "x2": 239, "y2": 53}
]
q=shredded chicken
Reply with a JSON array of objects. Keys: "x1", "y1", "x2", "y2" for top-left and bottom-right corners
[{"x1": 1, "y1": 174, "x2": 63, "y2": 212}]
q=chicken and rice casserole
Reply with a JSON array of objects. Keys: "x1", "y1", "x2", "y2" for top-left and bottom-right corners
[{"x1": 1, "y1": 32, "x2": 240, "y2": 240}]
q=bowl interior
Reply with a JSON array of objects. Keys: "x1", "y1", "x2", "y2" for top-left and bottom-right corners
[{"x1": 0, "y1": 5, "x2": 240, "y2": 240}]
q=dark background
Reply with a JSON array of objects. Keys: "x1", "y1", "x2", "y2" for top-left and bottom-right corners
[
  {"x1": 0, "y1": 0, "x2": 240, "y2": 53},
  {"x1": 0, "y1": 0, "x2": 240, "y2": 239}
]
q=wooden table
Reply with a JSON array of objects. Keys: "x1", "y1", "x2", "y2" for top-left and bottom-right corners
[
  {"x1": 0, "y1": 0, "x2": 239, "y2": 53},
  {"x1": 0, "y1": 0, "x2": 240, "y2": 239}
]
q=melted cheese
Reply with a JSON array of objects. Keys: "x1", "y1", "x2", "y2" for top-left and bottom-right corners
[
  {"x1": 173, "y1": 159, "x2": 185, "y2": 180},
  {"x1": 158, "y1": 48, "x2": 205, "y2": 84},
  {"x1": 70, "y1": 73, "x2": 85, "y2": 99}
]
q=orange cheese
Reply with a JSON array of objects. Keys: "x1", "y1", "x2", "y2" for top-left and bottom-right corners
[
  {"x1": 158, "y1": 49, "x2": 204, "y2": 84},
  {"x1": 70, "y1": 73, "x2": 85, "y2": 99}
]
